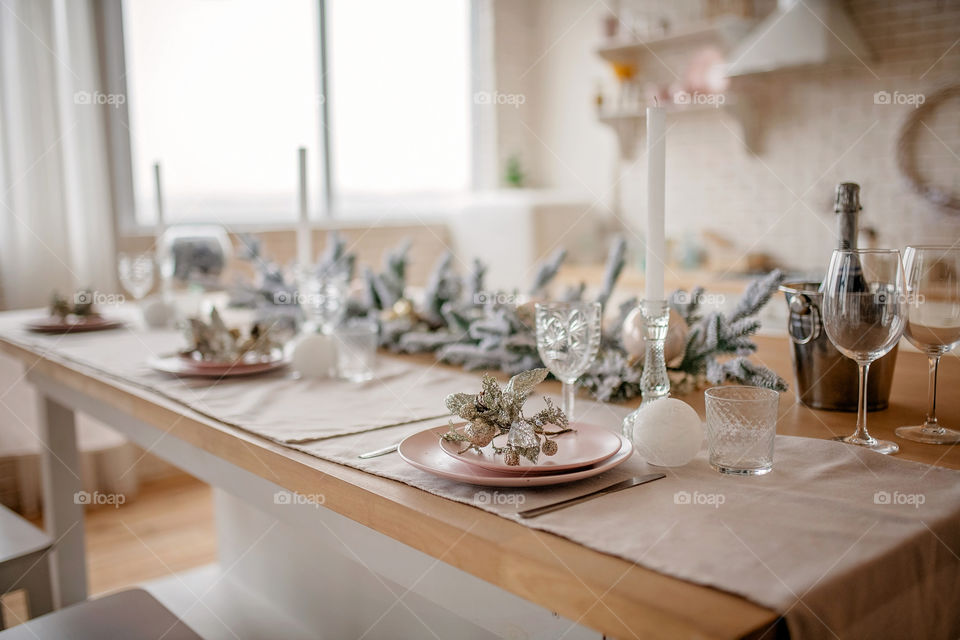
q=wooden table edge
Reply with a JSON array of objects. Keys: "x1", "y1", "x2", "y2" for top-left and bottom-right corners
[{"x1": 0, "y1": 338, "x2": 780, "y2": 640}]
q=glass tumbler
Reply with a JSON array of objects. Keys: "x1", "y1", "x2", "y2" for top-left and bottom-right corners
[
  {"x1": 705, "y1": 386, "x2": 780, "y2": 476},
  {"x1": 335, "y1": 320, "x2": 378, "y2": 382}
]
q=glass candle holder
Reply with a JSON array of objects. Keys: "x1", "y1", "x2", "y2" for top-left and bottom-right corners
[{"x1": 622, "y1": 299, "x2": 671, "y2": 438}]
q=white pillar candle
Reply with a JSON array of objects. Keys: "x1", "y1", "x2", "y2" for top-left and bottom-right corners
[
  {"x1": 296, "y1": 147, "x2": 311, "y2": 267},
  {"x1": 645, "y1": 106, "x2": 666, "y2": 301},
  {"x1": 153, "y1": 162, "x2": 165, "y2": 236}
]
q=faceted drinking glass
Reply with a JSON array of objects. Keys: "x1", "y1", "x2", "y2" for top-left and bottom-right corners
[
  {"x1": 704, "y1": 386, "x2": 779, "y2": 475},
  {"x1": 298, "y1": 269, "x2": 348, "y2": 334},
  {"x1": 822, "y1": 249, "x2": 906, "y2": 455},
  {"x1": 535, "y1": 301, "x2": 601, "y2": 421},
  {"x1": 895, "y1": 246, "x2": 960, "y2": 444},
  {"x1": 117, "y1": 252, "x2": 156, "y2": 301},
  {"x1": 335, "y1": 320, "x2": 378, "y2": 383}
]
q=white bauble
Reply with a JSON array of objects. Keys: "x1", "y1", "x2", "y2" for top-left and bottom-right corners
[
  {"x1": 141, "y1": 296, "x2": 176, "y2": 329},
  {"x1": 292, "y1": 334, "x2": 337, "y2": 379},
  {"x1": 630, "y1": 398, "x2": 703, "y2": 467},
  {"x1": 621, "y1": 307, "x2": 688, "y2": 365}
]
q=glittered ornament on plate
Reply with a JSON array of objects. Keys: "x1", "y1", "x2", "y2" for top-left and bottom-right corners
[
  {"x1": 622, "y1": 306, "x2": 688, "y2": 365},
  {"x1": 630, "y1": 398, "x2": 703, "y2": 467}
]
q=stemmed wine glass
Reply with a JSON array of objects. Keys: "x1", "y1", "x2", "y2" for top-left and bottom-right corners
[
  {"x1": 895, "y1": 246, "x2": 960, "y2": 444},
  {"x1": 535, "y1": 301, "x2": 601, "y2": 422},
  {"x1": 117, "y1": 252, "x2": 156, "y2": 302},
  {"x1": 822, "y1": 249, "x2": 906, "y2": 455}
]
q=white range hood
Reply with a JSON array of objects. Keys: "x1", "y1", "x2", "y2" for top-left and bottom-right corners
[{"x1": 725, "y1": 0, "x2": 871, "y2": 77}]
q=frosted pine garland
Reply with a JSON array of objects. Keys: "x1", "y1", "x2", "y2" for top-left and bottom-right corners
[{"x1": 237, "y1": 232, "x2": 787, "y2": 401}]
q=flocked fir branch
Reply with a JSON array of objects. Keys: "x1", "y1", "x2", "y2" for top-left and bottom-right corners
[
  {"x1": 672, "y1": 269, "x2": 787, "y2": 391},
  {"x1": 596, "y1": 235, "x2": 627, "y2": 311},
  {"x1": 578, "y1": 269, "x2": 788, "y2": 400},
  {"x1": 228, "y1": 234, "x2": 302, "y2": 331},
  {"x1": 316, "y1": 230, "x2": 356, "y2": 281},
  {"x1": 239, "y1": 230, "x2": 789, "y2": 401},
  {"x1": 529, "y1": 248, "x2": 567, "y2": 296}
]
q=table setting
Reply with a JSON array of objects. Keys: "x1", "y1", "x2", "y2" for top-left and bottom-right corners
[
  {"x1": 5, "y1": 235, "x2": 960, "y2": 638},
  {"x1": 3, "y1": 133, "x2": 960, "y2": 639},
  {"x1": 24, "y1": 290, "x2": 126, "y2": 334}
]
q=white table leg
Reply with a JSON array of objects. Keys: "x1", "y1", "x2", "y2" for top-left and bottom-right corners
[{"x1": 37, "y1": 395, "x2": 88, "y2": 607}]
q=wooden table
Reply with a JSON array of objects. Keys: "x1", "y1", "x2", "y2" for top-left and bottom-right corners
[{"x1": 1, "y1": 332, "x2": 957, "y2": 639}]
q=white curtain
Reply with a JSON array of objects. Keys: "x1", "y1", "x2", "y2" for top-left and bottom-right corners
[
  {"x1": 0, "y1": 0, "x2": 116, "y2": 310},
  {"x1": 0, "y1": 1, "x2": 141, "y2": 515}
]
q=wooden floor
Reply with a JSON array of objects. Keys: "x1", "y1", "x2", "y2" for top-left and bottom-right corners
[{"x1": 2, "y1": 473, "x2": 216, "y2": 627}]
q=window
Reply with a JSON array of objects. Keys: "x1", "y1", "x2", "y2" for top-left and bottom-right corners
[
  {"x1": 120, "y1": 0, "x2": 471, "y2": 227},
  {"x1": 327, "y1": 0, "x2": 471, "y2": 209},
  {"x1": 123, "y1": 0, "x2": 324, "y2": 226}
]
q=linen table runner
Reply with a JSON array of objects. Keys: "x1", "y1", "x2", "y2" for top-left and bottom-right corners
[
  {"x1": 0, "y1": 311, "x2": 476, "y2": 443},
  {"x1": 295, "y1": 419, "x2": 960, "y2": 640},
  {"x1": 4, "y1": 311, "x2": 959, "y2": 638}
]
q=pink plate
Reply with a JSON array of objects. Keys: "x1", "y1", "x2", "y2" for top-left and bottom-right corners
[
  {"x1": 178, "y1": 351, "x2": 284, "y2": 369},
  {"x1": 439, "y1": 422, "x2": 622, "y2": 474},
  {"x1": 26, "y1": 316, "x2": 124, "y2": 334},
  {"x1": 398, "y1": 425, "x2": 634, "y2": 487},
  {"x1": 148, "y1": 355, "x2": 288, "y2": 378}
]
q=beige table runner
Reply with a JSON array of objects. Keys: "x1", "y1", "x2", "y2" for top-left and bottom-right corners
[
  {"x1": 294, "y1": 416, "x2": 960, "y2": 640},
  {"x1": 0, "y1": 311, "x2": 476, "y2": 443},
  {"x1": 3, "y1": 310, "x2": 959, "y2": 638}
]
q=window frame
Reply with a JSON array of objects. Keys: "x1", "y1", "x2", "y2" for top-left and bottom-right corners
[{"x1": 102, "y1": 0, "x2": 487, "y2": 235}]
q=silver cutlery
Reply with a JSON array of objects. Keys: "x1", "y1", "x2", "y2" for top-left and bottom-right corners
[
  {"x1": 517, "y1": 473, "x2": 666, "y2": 518},
  {"x1": 358, "y1": 443, "x2": 400, "y2": 459}
]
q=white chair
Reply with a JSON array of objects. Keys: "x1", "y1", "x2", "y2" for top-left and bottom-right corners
[
  {"x1": 0, "y1": 588, "x2": 203, "y2": 639},
  {"x1": 0, "y1": 505, "x2": 52, "y2": 629}
]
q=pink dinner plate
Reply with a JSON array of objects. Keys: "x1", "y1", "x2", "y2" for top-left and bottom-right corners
[
  {"x1": 439, "y1": 422, "x2": 622, "y2": 474},
  {"x1": 26, "y1": 316, "x2": 124, "y2": 334},
  {"x1": 398, "y1": 425, "x2": 634, "y2": 487},
  {"x1": 178, "y1": 351, "x2": 284, "y2": 369},
  {"x1": 148, "y1": 355, "x2": 288, "y2": 378}
]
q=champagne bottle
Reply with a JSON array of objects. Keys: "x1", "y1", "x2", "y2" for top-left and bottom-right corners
[
  {"x1": 835, "y1": 183, "x2": 861, "y2": 251},
  {"x1": 820, "y1": 183, "x2": 866, "y2": 293}
]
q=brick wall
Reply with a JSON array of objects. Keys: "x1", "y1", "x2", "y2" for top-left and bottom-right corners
[{"x1": 509, "y1": 0, "x2": 960, "y2": 274}]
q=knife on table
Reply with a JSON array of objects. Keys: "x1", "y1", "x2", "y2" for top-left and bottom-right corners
[
  {"x1": 358, "y1": 443, "x2": 399, "y2": 459},
  {"x1": 517, "y1": 473, "x2": 666, "y2": 519}
]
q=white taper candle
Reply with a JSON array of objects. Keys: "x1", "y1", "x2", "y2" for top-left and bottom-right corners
[
  {"x1": 296, "y1": 147, "x2": 311, "y2": 267},
  {"x1": 645, "y1": 106, "x2": 666, "y2": 301},
  {"x1": 153, "y1": 162, "x2": 165, "y2": 236}
]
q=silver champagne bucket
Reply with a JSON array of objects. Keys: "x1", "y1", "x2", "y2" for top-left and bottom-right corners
[{"x1": 780, "y1": 281, "x2": 898, "y2": 411}]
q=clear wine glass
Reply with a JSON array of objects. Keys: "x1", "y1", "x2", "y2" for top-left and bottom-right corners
[
  {"x1": 822, "y1": 249, "x2": 907, "y2": 455},
  {"x1": 535, "y1": 301, "x2": 601, "y2": 422},
  {"x1": 895, "y1": 246, "x2": 960, "y2": 444},
  {"x1": 117, "y1": 252, "x2": 156, "y2": 301}
]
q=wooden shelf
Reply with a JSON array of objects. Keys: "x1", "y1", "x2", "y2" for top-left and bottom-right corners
[
  {"x1": 597, "y1": 95, "x2": 759, "y2": 157},
  {"x1": 596, "y1": 16, "x2": 755, "y2": 62},
  {"x1": 599, "y1": 98, "x2": 731, "y2": 121}
]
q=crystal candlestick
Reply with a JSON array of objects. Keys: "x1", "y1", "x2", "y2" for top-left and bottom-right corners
[{"x1": 622, "y1": 299, "x2": 671, "y2": 437}]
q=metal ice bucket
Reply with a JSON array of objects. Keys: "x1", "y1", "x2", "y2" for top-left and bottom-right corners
[{"x1": 780, "y1": 282, "x2": 898, "y2": 411}]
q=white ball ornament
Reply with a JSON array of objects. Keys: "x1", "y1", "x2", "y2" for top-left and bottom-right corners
[
  {"x1": 630, "y1": 398, "x2": 703, "y2": 467},
  {"x1": 141, "y1": 296, "x2": 176, "y2": 329},
  {"x1": 292, "y1": 333, "x2": 337, "y2": 379}
]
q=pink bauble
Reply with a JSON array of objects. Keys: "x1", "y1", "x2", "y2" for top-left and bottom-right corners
[{"x1": 621, "y1": 307, "x2": 688, "y2": 365}]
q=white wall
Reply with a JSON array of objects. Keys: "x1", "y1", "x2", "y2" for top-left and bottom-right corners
[{"x1": 494, "y1": 0, "x2": 960, "y2": 274}]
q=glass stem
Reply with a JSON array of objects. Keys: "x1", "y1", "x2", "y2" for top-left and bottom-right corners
[
  {"x1": 854, "y1": 362, "x2": 874, "y2": 443},
  {"x1": 924, "y1": 354, "x2": 941, "y2": 432},
  {"x1": 562, "y1": 381, "x2": 576, "y2": 423}
]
